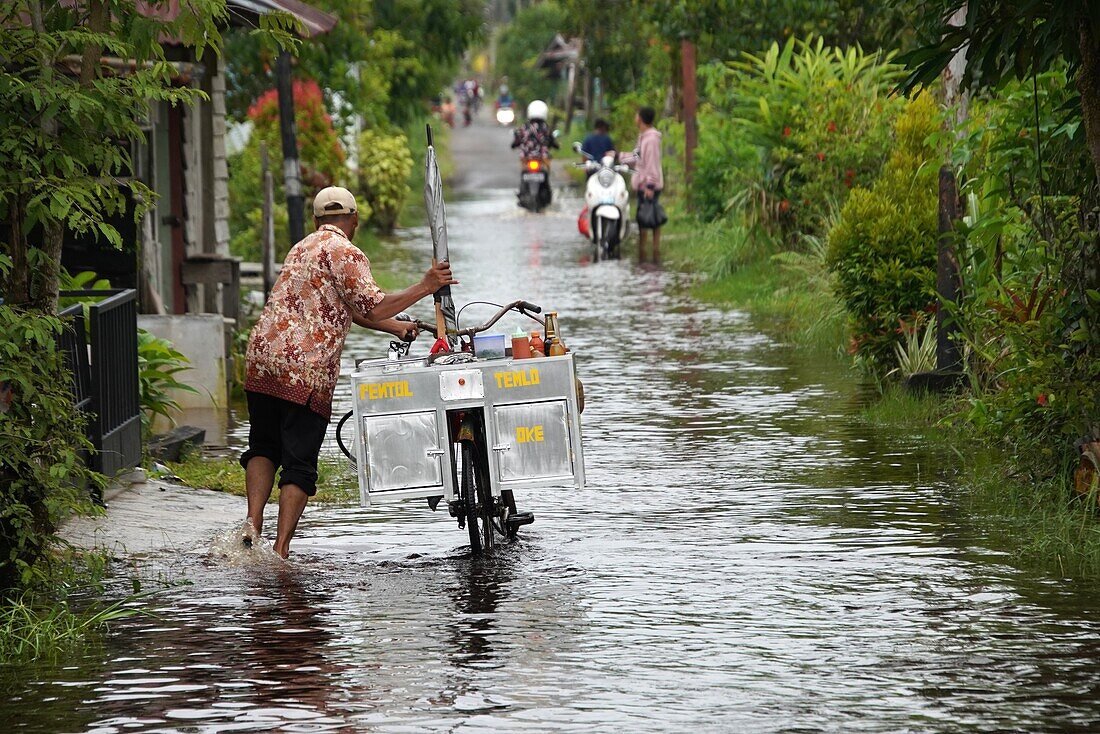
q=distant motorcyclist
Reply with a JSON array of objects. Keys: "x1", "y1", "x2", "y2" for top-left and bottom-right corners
[
  {"x1": 511, "y1": 100, "x2": 558, "y2": 159},
  {"x1": 497, "y1": 83, "x2": 513, "y2": 109}
]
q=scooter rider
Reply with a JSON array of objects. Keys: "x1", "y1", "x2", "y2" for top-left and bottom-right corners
[
  {"x1": 580, "y1": 118, "x2": 616, "y2": 173},
  {"x1": 511, "y1": 100, "x2": 558, "y2": 159}
]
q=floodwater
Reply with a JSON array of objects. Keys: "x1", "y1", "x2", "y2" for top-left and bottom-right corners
[{"x1": 8, "y1": 117, "x2": 1100, "y2": 733}]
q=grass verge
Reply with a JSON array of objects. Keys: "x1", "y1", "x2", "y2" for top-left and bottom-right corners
[
  {"x1": 0, "y1": 592, "x2": 150, "y2": 660},
  {"x1": 162, "y1": 448, "x2": 357, "y2": 504},
  {"x1": 0, "y1": 551, "x2": 156, "y2": 661},
  {"x1": 662, "y1": 215, "x2": 846, "y2": 353},
  {"x1": 859, "y1": 386, "x2": 1100, "y2": 579}
]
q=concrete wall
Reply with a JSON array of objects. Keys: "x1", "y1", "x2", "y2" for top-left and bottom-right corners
[{"x1": 138, "y1": 315, "x2": 229, "y2": 437}]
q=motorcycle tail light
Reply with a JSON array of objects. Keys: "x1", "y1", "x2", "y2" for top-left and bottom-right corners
[{"x1": 526, "y1": 159, "x2": 541, "y2": 172}]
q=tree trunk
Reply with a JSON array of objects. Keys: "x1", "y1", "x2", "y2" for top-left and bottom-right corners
[
  {"x1": 79, "y1": 1, "x2": 107, "y2": 86},
  {"x1": 30, "y1": 221, "x2": 63, "y2": 312},
  {"x1": 6, "y1": 200, "x2": 29, "y2": 306},
  {"x1": 681, "y1": 39, "x2": 698, "y2": 197},
  {"x1": 1077, "y1": 15, "x2": 1100, "y2": 188},
  {"x1": 28, "y1": 0, "x2": 61, "y2": 312}
]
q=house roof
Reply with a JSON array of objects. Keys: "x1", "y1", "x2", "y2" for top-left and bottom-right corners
[
  {"x1": 537, "y1": 34, "x2": 581, "y2": 69},
  {"x1": 72, "y1": 0, "x2": 339, "y2": 39},
  {"x1": 226, "y1": 0, "x2": 337, "y2": 38}
]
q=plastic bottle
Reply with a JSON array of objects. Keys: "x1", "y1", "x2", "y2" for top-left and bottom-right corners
[
  {"x1": 512, "y1": 327, "x2": 532, "y2": 359},
  {"x1": 529, "y1": 331, "x2": 545, "y2": 358}
]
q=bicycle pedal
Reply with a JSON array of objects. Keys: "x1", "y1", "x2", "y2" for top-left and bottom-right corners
[{"x1": 506, "y1": 511, "x2": 535, "y2": 527}]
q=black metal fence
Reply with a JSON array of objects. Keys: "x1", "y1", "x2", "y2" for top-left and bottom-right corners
[{"x1": 58, "y1": 289, "x2": 141, "y2": 477}]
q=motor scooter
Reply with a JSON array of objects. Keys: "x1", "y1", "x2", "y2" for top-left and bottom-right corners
[
  {"x1": 573, "y1": 142, "x2": 632, "y2": 260},
  {"x1": 495, "y1": 102, "x2": 515, "y2": 126},
  {"x1": 518, "y1": 156, "x2": 552, "y2": 213}
]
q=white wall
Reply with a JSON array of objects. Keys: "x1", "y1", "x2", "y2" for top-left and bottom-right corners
[{"x1": 137, "y1": 315, "x2": 229, "y2": 439}]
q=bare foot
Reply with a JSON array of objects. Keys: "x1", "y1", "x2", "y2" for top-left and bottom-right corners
[{"x1": 240, "y1": 519, "x2": 260, "y2": 549}]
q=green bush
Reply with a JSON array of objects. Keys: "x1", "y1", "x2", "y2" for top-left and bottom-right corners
[
  {"x1": 0, "y1": 300, "x2": 102, "y2": 592},
  {"x1": 826, "y1": 92, "x2": 940, "y2": 369},
  {"x1": 950, "y1": 70, "x2": 1100, "y2": 473},
  {"x1": 357, "y1": 129, "x2": 414, "y2": 233},
  {"x1": 699, "y1": 36, "x2": 904, "y2": 240}
]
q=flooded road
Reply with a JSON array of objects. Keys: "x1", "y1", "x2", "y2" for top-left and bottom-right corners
[{"x1": 8, "y1": 117, "x2": 1100, "y2": 732}]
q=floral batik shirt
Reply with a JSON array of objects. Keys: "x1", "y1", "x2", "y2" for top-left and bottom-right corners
[{"x1": 245, "y1": 224, "x2": 384, "y2": 419}]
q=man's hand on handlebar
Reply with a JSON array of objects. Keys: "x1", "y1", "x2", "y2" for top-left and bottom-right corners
[
  {"x1": 421, "y1": 261, "x2": 458, "y2": 293},
  {"x1": 390, "y1": 320, "x2": 419, "y2": 342}
]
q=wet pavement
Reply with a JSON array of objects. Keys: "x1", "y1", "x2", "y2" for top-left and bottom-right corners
[{"x1": 9, "y1": 114, "x2": 1100, "y2": 732}]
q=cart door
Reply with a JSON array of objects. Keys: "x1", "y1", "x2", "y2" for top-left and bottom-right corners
[
  {"x1": 491, "y1": 400, "x2": 574, "y2": 485},
  {"x1": 361, "y1": 410, "x2": 447, "y2": 500}
]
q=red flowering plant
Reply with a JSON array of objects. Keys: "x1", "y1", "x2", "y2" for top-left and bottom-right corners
[
  {"x1": 247, "y1": 79, "x2": 346, "y2": 188},
  {"x1": 229, "y1": 78, "x2": 350, "y2": 261}
]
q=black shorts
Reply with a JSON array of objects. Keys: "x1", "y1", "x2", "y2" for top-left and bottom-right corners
[{"x1": 239, "y1": 391, "x2": 329, "y2": 496}]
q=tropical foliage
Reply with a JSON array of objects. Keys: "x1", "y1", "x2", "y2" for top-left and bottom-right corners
[
  {"x1": 0, "y1": 290, "x2": 101, "y2": 591},
  {"x1": 357, "y1": 129, "x2": 415, "y2": 233},
  {"x1": 228, "y1": 79, "x2": 348, "y2": 261},
  {"x1": 137, "y1": 330, "x2": 197, "y2": 428},
  {"x1": 0, "y1": 0, "x2": 291, "y2": 597},
  {"x1": 701, "y1": 36, "x2": 904, "y2": 237},
  {"x1": 826, "y1": 92, "x2": 941, "y2": 367}
]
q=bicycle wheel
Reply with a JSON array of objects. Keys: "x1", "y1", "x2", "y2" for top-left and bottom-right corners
[
  {"x1": 460, "y1": 441, "x2": 481, "y2": 552},
  {"x1": 471, "y1": 438, "x2": 496, "y2": 552}
]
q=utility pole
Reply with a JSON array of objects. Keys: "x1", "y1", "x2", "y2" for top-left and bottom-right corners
[
  {"x1": 260, "y1": 141, "x2": 276, "y2": 299},
  {"x1": 275, "y1": 50, "x2": 305, "y2": 245}
]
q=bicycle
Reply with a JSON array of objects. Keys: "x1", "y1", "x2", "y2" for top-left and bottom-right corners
[{"x1": 337, "y1": 299, "x2": 583, "y2": 554}]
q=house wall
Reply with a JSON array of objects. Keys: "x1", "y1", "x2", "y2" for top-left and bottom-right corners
[{"x1": 132, "y1": 56, "x2": 233, "y2": 317}]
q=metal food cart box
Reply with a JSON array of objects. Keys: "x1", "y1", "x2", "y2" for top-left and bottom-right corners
[{"x1": 348, "y1": 354, "x2": 585, "y2": 506}]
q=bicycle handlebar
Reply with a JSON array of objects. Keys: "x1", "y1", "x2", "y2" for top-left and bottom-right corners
[{"x1": 412, "y1": 300, "x2": 544, "y2": 340}]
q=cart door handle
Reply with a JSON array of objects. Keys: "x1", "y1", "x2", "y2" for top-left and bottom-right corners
[
  {"x1": 426, "y1": 448, "x2": 445, "y2": 457},
  {"x1": 492, "y1": 444, "x2": 511, "y2": 452}
]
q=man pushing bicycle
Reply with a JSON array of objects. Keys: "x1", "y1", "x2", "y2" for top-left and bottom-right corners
[{"x1": 239, "y1": 186, "x2": 457, "y2": 558}]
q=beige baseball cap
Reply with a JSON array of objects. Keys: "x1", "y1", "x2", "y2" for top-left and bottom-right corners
[{"x1": 313, "y1": 186, "x2": 357, "y2": 216}]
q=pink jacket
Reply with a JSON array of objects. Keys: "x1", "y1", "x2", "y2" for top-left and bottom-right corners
[{"x1": 623, "y1": 127, "x2": 663, "y2": 192}]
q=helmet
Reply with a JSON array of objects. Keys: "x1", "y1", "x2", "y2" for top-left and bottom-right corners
[
  {"x1": 526, "y1": 100, "x2": 548, "y2": 121},
  {"x1": 499, "y1": 84, "x2": 509, "y2": 96}
]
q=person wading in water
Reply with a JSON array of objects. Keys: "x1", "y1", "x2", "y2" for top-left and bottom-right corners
[
  {"x1": 239, "y1": 186, "x2": 457, "y2": 558},
  {"x1": 621, "y1": 106, "x2": 665, "y2": 263}
]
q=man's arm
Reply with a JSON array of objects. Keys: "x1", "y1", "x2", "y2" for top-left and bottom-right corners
[
  {"x1": 351, "y1": 309, "x2": 417, "y2": 340},
  {"x1": 366, "y1": 261, "x2": 457, "y2": 321}
]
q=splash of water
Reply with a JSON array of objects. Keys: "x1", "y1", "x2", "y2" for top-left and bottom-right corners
[{"x1": 207, "y1": 520, "x2": 285, "y2": 566}]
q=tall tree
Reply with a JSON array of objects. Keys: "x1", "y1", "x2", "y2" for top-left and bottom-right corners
[
  {"x1": 225, "y1": 0, "x2": 484, "y2": 127},
  {"x1": 900, "y1": 1, "x2": 1100, "y2": 186},
  {"x1": 0, "y1": 0, "x2": 275, "y2": 310}
]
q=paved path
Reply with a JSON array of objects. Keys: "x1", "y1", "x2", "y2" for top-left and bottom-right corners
[{"x1": 62, "y1": 477, "x2": 241, "y2": 557}]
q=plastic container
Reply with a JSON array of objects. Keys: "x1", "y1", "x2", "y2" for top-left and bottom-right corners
[
  {"x1": 511, "y1": 328, "x2": 532, "y2": 359},
  {"x1": 472, "y1": 333, "x2": 508, "y2": 359}
]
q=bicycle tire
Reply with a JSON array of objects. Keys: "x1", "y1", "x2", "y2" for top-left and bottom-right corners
[
  {"x1": 472, "y1": 444, "x2": 496, "y2": 551},
  {"x1": 460, "y1": 441, "x2": 481, "y2": 552}
]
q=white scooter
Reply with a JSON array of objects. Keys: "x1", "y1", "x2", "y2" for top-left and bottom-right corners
[{"x1": 573, "y1": 141, "x2": 631, "y2": 261}]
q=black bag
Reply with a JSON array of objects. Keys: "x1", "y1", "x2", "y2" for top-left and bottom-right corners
[{"x1": 636, "y1": 196, "x2": 668, "y2": 229}]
